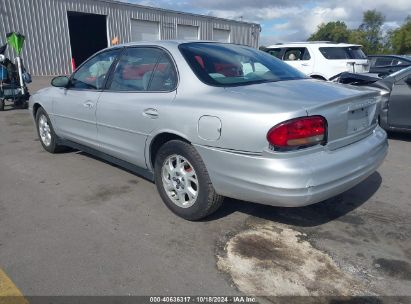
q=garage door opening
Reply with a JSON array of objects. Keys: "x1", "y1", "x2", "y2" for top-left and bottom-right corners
[
  {"x1": 67, "y1": 11, "x2": 108, "y2": 70},
  {"x1": 213, "y1": 29, "x2": 230, "y2": 42},
  {"x1": 177, "y1": 24, "x2": 199, "y2": 40},
  {"x1": 131, "y1": 20, "x2": 160, "y2": 41}
]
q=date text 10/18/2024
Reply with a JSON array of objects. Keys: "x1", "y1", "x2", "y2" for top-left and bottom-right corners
[{"x1": 149, "y1": 296, "x2": 257, "y2": 303}]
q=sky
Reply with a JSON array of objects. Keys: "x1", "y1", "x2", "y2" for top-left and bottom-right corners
[{"x1": 120, "y1": 0, "x2": 411, "y2": 45}]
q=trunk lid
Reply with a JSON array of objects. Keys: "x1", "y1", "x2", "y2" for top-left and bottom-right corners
[
  {"x1": 225, "y1": 79, "x2": 379, "y2": 151},
  {"x1": 305, "y1": 87, "x2": 379, "y2": 150}
]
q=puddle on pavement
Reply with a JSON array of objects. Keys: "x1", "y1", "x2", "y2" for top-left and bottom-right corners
[{"x1": 217, "y1": 221, "x2": 368, "y2": 296}]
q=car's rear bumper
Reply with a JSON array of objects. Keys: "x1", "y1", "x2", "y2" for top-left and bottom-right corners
[{"x1": 195, "y1": 127, "x2": 388, "y2": 207}]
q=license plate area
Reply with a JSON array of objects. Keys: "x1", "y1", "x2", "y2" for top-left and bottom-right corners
[
  {"x1": 347, "y1": 106, "x2": 372, "y2": 134},
  {"x1": 356, "y1": 64, "x2": 369, "y2": 73},
  {"x1": 346, "y1": 63, "x2": 370, "y2": 73}
]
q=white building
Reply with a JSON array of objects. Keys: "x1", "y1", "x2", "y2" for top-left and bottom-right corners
[{"x1": 0, "y1": 0, "x2": 261, "y2": 75}]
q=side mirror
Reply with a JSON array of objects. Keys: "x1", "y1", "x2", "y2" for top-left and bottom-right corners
[
  {"x1": 405, "y1": 75, "x2": 411, "y2": 86},
  {"x1": 51, "y1": 76, "x2": 70, "y2": 88}
]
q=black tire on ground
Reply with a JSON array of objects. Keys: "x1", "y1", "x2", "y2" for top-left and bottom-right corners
[
  {"x1": 0, "y1": 99, "x2": 4, "y2": 111},
  {"x1": 154, "y1": 140, "x2": 224, "y2": 221},
  {"x1": 35, "y1": 107, "x2": 66, "y2": 153},
  {"x1": 14, "y1": 101, "x2": 28, "y2": 109},
  {"x1": 377, "y1": 115, "x2": 389, "y2": 132},
  {"x1": 14, "y1": 96, "x2": 29, "y2": 109}
]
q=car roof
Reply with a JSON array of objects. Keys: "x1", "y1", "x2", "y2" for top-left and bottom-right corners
[
  {"x1": 368, "y1": 54, "x2": 411, "y2": 60},
  {"x1": 266, "y1": 42, "x2": 362, "y2": 48},
  {"x1": 113, "y1": 40, "x2": 232, "y2": 48}
]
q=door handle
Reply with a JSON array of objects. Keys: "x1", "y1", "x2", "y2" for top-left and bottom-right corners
[
  {"x1": 143, "y1": 108, "x2": 159, "y2": 119},
  {"x1": 301, "y1": 63, "x2": 309, "y2": 66},
  {"x1": 83, "y1": 101, "x2": 94, "y2": 109}
]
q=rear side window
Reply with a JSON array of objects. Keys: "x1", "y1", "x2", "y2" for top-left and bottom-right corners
[
  {"x1": 109, "y1": 47, "x2": 177, "y2": 92},
  {"x1": 283, "y1": 48, "x2": 311, "y2": 61},
  {"x1": 319, "y1": 47, "x2": 366, "y2": 60},
  {"x1": 265, "y1": 48, "x2": 282, "y2": 59},
  {"x1": 148, "y1": 54, "x2": 178, "y2": 91}
]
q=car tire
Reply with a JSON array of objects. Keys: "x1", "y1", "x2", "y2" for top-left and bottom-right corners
[
  {"x1": 0, "y1": 99, "x2": 4, "y2": 111},
  {"x1": 154, "y1": 140, "x2": 224, "y2": 221},
  {"x1": 35, "y1": 107, "x2": 65, "y2": 153},
  {"x1": 14, "y1": 100, "x2": 28, "y2": 109},
  {"x1": 377, "y1": 115, "x2": 389, "y2": 132}
]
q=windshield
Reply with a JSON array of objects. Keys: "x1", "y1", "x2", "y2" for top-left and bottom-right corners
[
  {"x1": 319, "y1": 46, "x2": 367, "y2": 60},
  {"x1": 179, "y1": 43, "x2": 306, "y2": 87}
]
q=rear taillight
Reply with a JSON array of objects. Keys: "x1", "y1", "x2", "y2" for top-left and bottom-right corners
[{"x1": 267, "y1": 116, "x2": 327, "y2": 150}]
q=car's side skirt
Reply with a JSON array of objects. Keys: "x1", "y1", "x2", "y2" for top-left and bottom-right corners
[
  {"x1": 57, "y1": 138, "x2": 155, "y2": 182},
  {"x1": 386, "y1": 126, "x2": 411, "y2": 134}
]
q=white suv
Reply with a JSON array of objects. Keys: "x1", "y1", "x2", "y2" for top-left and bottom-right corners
[{"x1": 264, "y1": 42, "x2": 370, "y2": 80}]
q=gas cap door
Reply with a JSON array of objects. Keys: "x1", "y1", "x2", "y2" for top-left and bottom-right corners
[{"x1": 198, "y1": 115, "x2": 222, "y2": 141}]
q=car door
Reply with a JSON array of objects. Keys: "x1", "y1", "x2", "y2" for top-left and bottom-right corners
[
  {"x1": 388, "y1": 72, "x2": 411, "y2": 129},
  {"x1": 96, "y1": 47, "x2": 178, "y2": 168},
  {"x1": 282, "y1": 47, "x2": 313, "y2": 76},
  {"x1": 53, "y1": 49, "x2": 121, "y2": 148}
]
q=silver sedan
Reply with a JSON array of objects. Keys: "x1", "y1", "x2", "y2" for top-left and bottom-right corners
[{"x1": 29, "y1": 41, "x2": 388, "y2": 220}]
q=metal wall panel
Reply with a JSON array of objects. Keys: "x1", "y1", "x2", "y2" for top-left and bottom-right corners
[{"x1": 0, "y1": 0, "x2": 261, "y2": 75}]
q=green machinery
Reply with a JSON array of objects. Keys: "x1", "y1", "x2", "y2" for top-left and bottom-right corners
[{"x1": 0, "y1": 32, "x2": 31, "y2": 111}]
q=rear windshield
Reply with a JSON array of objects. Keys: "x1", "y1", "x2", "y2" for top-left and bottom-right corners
[
  {"x1": 179, "y1": 43, "x2": 306, "y2": 87},
  {"x1": 319, "y1": 47, "x2": 367, "y2": 60}
]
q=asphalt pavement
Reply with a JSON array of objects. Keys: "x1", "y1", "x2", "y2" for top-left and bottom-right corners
[{"x1": 0, "y1": 77, "x2": 410, "y2": 299}]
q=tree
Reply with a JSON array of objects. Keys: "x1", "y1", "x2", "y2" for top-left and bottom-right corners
[
  {"x1": 358, "y1": 10, "x2": 385, "y2": 54},
  {"x1": 348, "y1": 29, "x2": 367, "y2": 48},
  {"x1": 308, "y1": 21, "x2": 350, "y2": 43},
  {"x1": 389, "y1": 16, "x2": 411, "y2": 54}
]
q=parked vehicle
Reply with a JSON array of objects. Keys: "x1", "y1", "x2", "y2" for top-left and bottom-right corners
[
  {"x1": 368, "y1": 55, "x2": 411, "y2": 77},
  {"x1": 264, "y1": 42, "x2": 370, "y2": 80},
  {"x1": 30, "y1": 41, "x2": 387, "y2": 220},
  {"x1": 334, "y1": 67, "x2": 411, "y2": 133}
]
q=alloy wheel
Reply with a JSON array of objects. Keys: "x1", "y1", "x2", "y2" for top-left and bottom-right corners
[
  {"x1": 38, "y1": 114, "x2": 52, "y2": 147},
  {"x1": 161, "y1": 154, "x2": 199, "y2": 208}
]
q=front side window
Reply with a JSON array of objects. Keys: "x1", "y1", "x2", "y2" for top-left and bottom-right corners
[
  {"x1": 109, "y1": 47, "x2": 177, "y2": 92},
  {"x1": 319, "y1": 47, "x2": 367, "y2": 60},
  {"x1": 179, "y1": 43, "x2": 305, "y2": 87},
  {"x1": 71, "y1": 49, "x2": 120, "y2": 90},
  {"x1": 284, "y1": 48, "x2": 311, "y2": 61}
]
